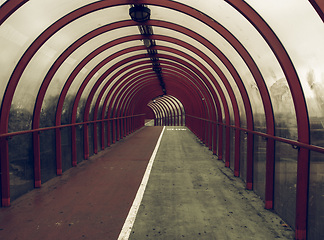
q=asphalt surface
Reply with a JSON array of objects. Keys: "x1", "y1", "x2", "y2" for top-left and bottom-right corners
[
  {"x1": 129, "y1": 126, "x2": 295, "y2": 240},
  {"x1": 0, "y1": 126, "x2": 163, "y2": 240},
  {"x1": 0, "y1": 125, "x2": 295, "y2": 240}
]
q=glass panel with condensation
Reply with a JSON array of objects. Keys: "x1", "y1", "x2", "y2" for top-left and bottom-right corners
[
  {"x1": 0, "y1": 0, "x2": 99, "y2": 126},
  {"x1": 81, "y1": 49, "x2": 149, "y2": 122},
  {"x1": 157, "y1": 39, "x2": 233, "y2": 121},
  {"x1": 154, "y1": 26, "x2": 246, "y2": 128},
  {"x1": 13, "y1": 5, "x2": 133, "y2": 129},
  {"x1": 168, "y1": 1, "x2": 296, "y2": 135},
  {"x1": 0, "y1": 1, "x2": 85, "y2": 102},
  {"x1": 308, "y1": 151, "x2": 324, "y2": 240},
  {"x1": 150, "y1": 5, "x2": 265, "y2": 128},
  {"x1": 75, "y1": 49, "x2": 148, "y2": 123},
  {"x1": 253, "y1": 134, "x2": 267, "y2": 200},
  {"x1": 45, "y1": 28, "x2": 141, "y2": 125},
  {"x1": 274, "y1": 141, "x2": 298, "y2": 229},
  {"x1": 8, "y1": 132, "x2": 34, "y2": 201},
  {"x1": 246, "y1": 0, "x2": 324, "y2": 145},
  {"x1": 91, "y1": 61, "x2": 152, "y2": 122},
  {"x1": 240, "y1": 131, "x2": 247, "y2": 181}
]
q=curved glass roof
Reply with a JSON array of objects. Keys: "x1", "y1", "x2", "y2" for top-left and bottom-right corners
[{"x1": 0, "y1": 1, "x2": 324, "y2": 239}]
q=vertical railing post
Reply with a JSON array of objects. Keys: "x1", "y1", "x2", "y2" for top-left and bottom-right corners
[{"x1": 295, "y1": 147, "x2": 310, "y2": 240}]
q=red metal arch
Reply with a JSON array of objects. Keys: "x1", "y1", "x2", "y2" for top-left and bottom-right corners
[
  {"x1": 113, "y1": 77, "x2": 202, "y2": 136},
  {"x1": 58, "y1": 43, "x2": 230, "y2": 178},
  {"x1": 87, "y1": 56, "x2": 222, "y2": 154},
  {"x1": 28, "y1": 19, "x2": 258, "y2": 197},
  {"x1": 165, "y1": 95, "x2": 186, "y2": 126},
  {"x1": 225, "y1": 1, "x2": 310, "y2": 237},
  {"x1": 1, "y1": 17, "x2": 254, "y2": 203},
  {"x1": 106, "y1": 65, "x2": 218, "y2": 152},
  {"x1": 0, "y1": 3, "x2": 309, "y2": 234},
  {"x1": 309, "y1": 0, "x2": 324, "y2": 22},
  {"x1": 115, "y1": 69, "x2": 213, "y2": 130},
  {"x1": 109, "y1": 70, "x2": 207, "y2": 127},
  {"x1": 95, "y1": 69, "x2": 203, "y2": 151},
  {"x1": 156, "y1": 96, "x2": 182, "y2": 126},
  {"x1": 66, "y1": 45, "x2": 224, "y2": 145}
]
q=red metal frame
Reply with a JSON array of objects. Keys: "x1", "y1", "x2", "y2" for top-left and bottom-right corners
[
  {"x1": 14, "y1": 16, "x2": 251, "y2": 201},
  {"x1": 226, "y1": 1, "x2": 310, "y2": 238},
  {"x1": 0, "y1": 2, "x2": 314, "y2": 239},
  {"x1": 309, "y1": 0, "x2": 324, "y2": 22}
]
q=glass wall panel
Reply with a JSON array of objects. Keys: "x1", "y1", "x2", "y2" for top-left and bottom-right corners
[
  {"x1": 310, "y1": 115, "x2": 324, "y2": 148},
  {"x1": 8, "y1": 133, "x2": 34, "y2": 201},
  {"x1": 61, "y1": 127, "x2": 72, "y2": 172},
  {"x1": 0, "y1": 0, "x2": 97, "y2": 103},
  {"x1": 77, "y1": 50, "x2": 148, "y2": 122},
  {"x1": 61, "y1": 94, "x2": 74, "y2": 125},
  {"x1": 0, "y1": 23, "x2": 30, "y2": 105},
  {"x1": 240, "y1": 131, "x2": 247, "y2": 181},
  {"x1": 8, "y1": 105, "x2": 32, "y2": 132},
  {"x1": 229, "y1": 127, "x2": 235, "y2": 171},
  {"x1": 8, "y1": 5, "x2": 137, "y2": 129},
  {"x1": 253, "y1": 135, "x2": 267, "y2": 200},
  {"x1": 274, "y1": 141, "x2": 298, "y2": 229},
  {"x1": 39, "y1": 95, "x2": 57, "y2": 128},
  {"x1": 308, "y1": 151, "x2": 324, "y2": 240},
  {"x1": 76, "y1": 125, "x2": 84, "y2": 163},
  {"x1": 88, "y1": 124, "x2": 94, "y2": 157},
  {"x1": 40, "y1": 129, "x2": 56, "y2": 183},
  {"x1": 247, "y1": 0, "x2": 324, "y2": 142},
  {"x1": 155, "y1": 27, "x2": 246, "y2": 128},
  {"x1": 222, "y1": 125, "x2": 226, "y2": 164},
  {"x1": 158, "y1": 41, "x2": 240, "y2": 127},
  {"x1": 103, "y1": 122, "x2": 108, "y2": 147},
  {"x1": 270, "y1": 78, "x2": 297, "y2": 139},
  {"x1": 88, "y1": 61, "x2": 147, "y2": 121},
  {"x1": 62, "y1": 36, "x2": 139, "y2": 109},
  {"x1": 152, "y1": 6, "x2": 264, "y2": 123},
  {"x1": 97, "y1": 122, "x2": 102, "y2": 153}
]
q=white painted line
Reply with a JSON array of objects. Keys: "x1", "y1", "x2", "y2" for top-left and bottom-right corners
[
  {"x1": 166, "y1": 128, "x2": 187, "y2": 131},
  {"x1": 117, "y1": 126, "x2": 166, "y2": 240}
]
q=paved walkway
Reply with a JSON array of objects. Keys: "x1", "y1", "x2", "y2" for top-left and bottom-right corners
[
  {"x1": 0, "y1": 126, "x2": 163, "y2": 240},
  {"x1": 129, "y1": 126, "x2": 295, "y2": 240},
  {"x1": 0, "y1": 126, "x2": 295, "y2": 240}
]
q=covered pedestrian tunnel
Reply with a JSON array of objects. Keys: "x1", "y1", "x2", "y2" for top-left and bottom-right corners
[{"x1": 0, "y1": 1, "x2": 324, "y2": 239}]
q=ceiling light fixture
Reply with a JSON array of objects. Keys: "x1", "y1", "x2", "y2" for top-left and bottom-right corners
[{"x1": 129, "y1": 5, "x2": 151, "y2": 22}]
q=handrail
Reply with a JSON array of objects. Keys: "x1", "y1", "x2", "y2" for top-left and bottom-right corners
[
  {"x1": 186, "y1": 114, "x2": 324, "y2": 154},
  {"x1": 0, "y1": 114, "x2": 145, "y2": 138}
]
